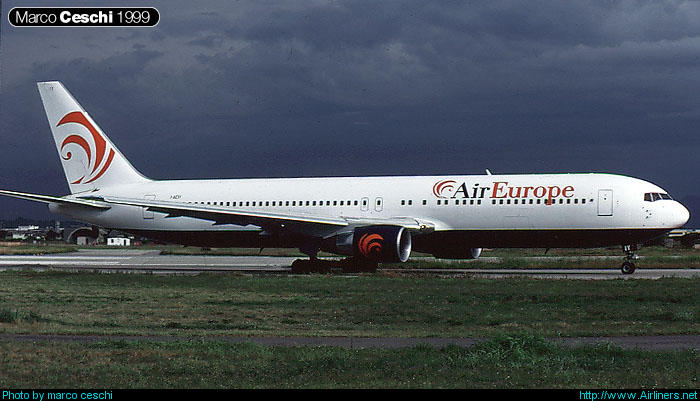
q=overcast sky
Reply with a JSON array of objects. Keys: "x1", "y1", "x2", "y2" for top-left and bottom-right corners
[{"x1": 1, "y1": 0, "x2": 699, "y2": 225}]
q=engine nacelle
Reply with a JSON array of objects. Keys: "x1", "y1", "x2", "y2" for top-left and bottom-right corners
[
  {"x1": 322, "y1": 225, "x2": 412, "y2": 263},
  {"x1": 432, "y1": 247, "x2": 482, "y2": 259}
]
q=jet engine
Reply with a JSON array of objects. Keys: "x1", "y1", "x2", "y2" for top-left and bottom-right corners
[{"x1": 322, "y1": 225, "x2": 412, "y2": 262}]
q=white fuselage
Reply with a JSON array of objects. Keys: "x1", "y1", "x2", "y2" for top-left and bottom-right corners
[{"x1": 50, "y1": 173, "x2": 690, "y2": 250}]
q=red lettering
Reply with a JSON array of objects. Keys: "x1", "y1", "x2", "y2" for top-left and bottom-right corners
[
  {"x1": 486, "y1": 182, "x2": 574, "y2": 203},
  {"x1": 547, "y1": 186, "x2": 561, "y2": 205},
  {"x1": 562, "y1": 185, "x2": 574, "y2": 198},
  {"x1": 492, "y1": 181, "x2": 508, "y2": 198},
  {"x1": 508, "y1": 186, "x2": 522, "y2": 198}
]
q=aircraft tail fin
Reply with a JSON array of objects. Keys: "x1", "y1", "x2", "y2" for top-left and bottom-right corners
[{"x1": 36, "y1": 81, "x2": 150, "y2": 194}]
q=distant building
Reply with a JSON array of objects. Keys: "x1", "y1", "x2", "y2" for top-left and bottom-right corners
[
  {"x1": 107, "y1": 237, "x2": 131, "y2": 247},
  {"x1": 9, "y1": 225, "x2": 44, "y2": 241}
]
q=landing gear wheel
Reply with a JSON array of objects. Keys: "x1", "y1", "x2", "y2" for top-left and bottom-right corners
[
  {"x1": 291, "y1": 259, "x2": 331, "y2": 274},
  {"x1": 291, "y1": 259, "x2": 309, "y2": 274},
  {"x1": 620, "y1": 244, "x2": 640, "y2": 275},
  {"x1": 621, "y1": 261, "x2": 636, "y2": 275}
]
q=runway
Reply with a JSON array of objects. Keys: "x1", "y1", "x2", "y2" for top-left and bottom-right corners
[{"x1": 0, "y1": 249, "x2": 699, "y2": 278}]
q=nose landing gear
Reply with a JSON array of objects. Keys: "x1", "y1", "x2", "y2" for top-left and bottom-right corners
[{"x1": 621, "y1": 244, "x2": 639, "y2": 274}]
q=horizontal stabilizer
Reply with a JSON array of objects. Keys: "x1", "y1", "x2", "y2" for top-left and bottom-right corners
[{"x1": 0, "y1": 190, "x2": 111, "y2": 209}]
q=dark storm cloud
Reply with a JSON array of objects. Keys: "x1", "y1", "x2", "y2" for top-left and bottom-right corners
[{"x1": 1, "y1": 0, "x2": 699, "y2": 225}]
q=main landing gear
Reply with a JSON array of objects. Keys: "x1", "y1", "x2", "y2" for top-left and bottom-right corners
[
  {"x1": 621, "y1": 244, "x2": 639, "y2": 275},
  {"x1": 290, "y1": 257, "x2": 378, "y2": 274},
  {"x1": 291, "y1": 243, "x2": 378, "y2": 274}
]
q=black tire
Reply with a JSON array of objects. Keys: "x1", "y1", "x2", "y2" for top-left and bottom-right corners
[
  {"x1": 291, "y1": 259, "x2": 331, "y2": 274},
  {"x1": 291, "y1": 259, "x2": 310, "y2": 274},
  {"x1": 621, "y1": 261, "x2": 636, "y2": 275}
]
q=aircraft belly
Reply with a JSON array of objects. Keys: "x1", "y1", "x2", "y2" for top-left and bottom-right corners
[{"x1": 412, "y1": 228, "x2": 670, "y2": 251}]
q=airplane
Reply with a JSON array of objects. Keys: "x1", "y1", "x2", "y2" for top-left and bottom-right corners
[{"x1": 0, "y1": 81, "x2": 691, "y2": 274}]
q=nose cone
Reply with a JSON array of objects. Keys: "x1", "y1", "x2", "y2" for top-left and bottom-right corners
[{"x1": 673, "y1": 201, "x2": 691, "y2": 228}]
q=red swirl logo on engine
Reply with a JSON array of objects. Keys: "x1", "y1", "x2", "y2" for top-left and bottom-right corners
[
  {"x1": 358, "y1": 233, "x2": 384, "y2": 258},
  {"x1": 432, "y1": 179, "x2": 456, "y2": 198},
  {"x1": 58, "y1": 111, "x2": 115, "y2": 184}
]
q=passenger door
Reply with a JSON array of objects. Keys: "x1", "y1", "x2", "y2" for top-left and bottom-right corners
[{"x1": 597, "y1": 189, "x2": 613, "y2": 216}]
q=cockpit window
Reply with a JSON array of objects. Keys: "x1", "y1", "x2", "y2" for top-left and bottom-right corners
[{"x1": 644, "y1": 192, "x2": 672, "y2": 202}]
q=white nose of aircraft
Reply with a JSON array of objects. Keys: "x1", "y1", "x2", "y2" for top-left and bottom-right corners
[{"x1": 672, "y1": 201, "x2": 691, "y2": 228}]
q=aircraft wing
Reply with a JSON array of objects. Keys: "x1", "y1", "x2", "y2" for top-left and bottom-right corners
[
  {"x1": 101, "y1": 196, "x2": 434, "y2": 237},
  {"x1": 0, "y1": 190, "x2": 111, "y2": 210}
]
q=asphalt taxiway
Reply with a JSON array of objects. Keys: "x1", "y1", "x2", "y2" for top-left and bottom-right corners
[{"x1": 0, "y1": 249, "x2": 698, "y2": 278}]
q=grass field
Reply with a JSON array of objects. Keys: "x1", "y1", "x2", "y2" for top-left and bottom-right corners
[
  {"x1": 1, "y1": 252, "x2": 699, "y2": 388},
  {"x1": 1, "y1": 335, "x2": 698, "y2": 388},
  {"x1": 1, "y1": 272, "x2": 698, "y2": 338}
]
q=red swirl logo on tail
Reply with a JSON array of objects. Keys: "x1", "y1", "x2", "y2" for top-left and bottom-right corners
[
  {"x1": 58, "y1": 111, "x2": 115, "y2": 184},
  {"x1": 358, "y1": 233, "x2": 384, "y2": 258},
  {"x1": 432, "y1": 180, "x2": 456, "y2": 198}
]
